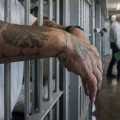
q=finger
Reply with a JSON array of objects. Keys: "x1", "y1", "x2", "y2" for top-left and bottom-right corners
[
  {"x1": 88, "y1": 74, "x2": 97, "y2": 102},
  {"x1": 92, "y1": 66, "x2": 102, "y2": 90},
  {"x1": 97, "y1": 58, "x2": 103, "y2": 74},
  {"x1": 92, "y1": 46, "x2": 103, "y2": 74},
  {"x1": 81, "y1": 78, "x2": 89, "y2": 96},
  {"x1": 83, "y1": 71, "x2": 97, "y2": 101}
]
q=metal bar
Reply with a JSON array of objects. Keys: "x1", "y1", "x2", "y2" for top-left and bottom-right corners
[
  {"x1": 48, "y1": 0, "x2": 53, "y2": 102},
  {"x1": 24, "y1": 1, "x2": 30, "y2": 120},
  {"x1": 32, "y1": 60, "x2": 35, "y2": 112},
  {"x1": 80, "y1": 0, "x2": 84, "y2": 27},
  {"x1": 4, "y1": 64, "x2": 11, "y2": 120},
  {"x1": 63, "y1": 0, "x2": 70, "y2": 120},
  {"x1": 47, "y1": 1, "x2": 54, "y2": 120},
  {"x1": 55, "y1": 0, "x2": 60, "y2": 93},
  {"x1": 4, "y1": 0, "x2": 11, "y2": 120},
  {"x1": 37, "y1": 59, "x2": 43, "y2": 113},
  {"x1": 49, "y1": 109, "x2": 53, "y2": 120},
  {"x1": 25, "y1": 0, "x2": 30, "y2": 25},
  {"x1": 55, "y1": 60, "x2": 60, "y2": 93},
  {"x1": 83, "y1": 0, "x2": 86, "y2": 29},
  {"x1": 48, "y1": 0, "x2": 53, "y2": 20},
  {"x1": 4, "y1": 0, "x2": 11, "y2": 22},
  {"x1": 56, "y1": 0, "x2": 60, "y2": 24},
  {"x1": 24, "y1": 61, "x2": 31, "y2": 120},
  {"x1": 56, "y1": 101, "x2": 60, "y2": 120},
  {"x1": 48, "y1": 58, "x2": 53, "y2": 101},
  {"x1": 55, "y1": 1, "x2": 60, "y2": 119},
  {"x1": 37, "y1": 0, "x2": 44, "y2": 113},
  {"x1": 38, "y1": 0, "x2": 44, "y2": 26}
]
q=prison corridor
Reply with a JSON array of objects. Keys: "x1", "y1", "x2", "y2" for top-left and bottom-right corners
[{"x1": 96, "y1": 55, "x2": 120, "y2": 120}]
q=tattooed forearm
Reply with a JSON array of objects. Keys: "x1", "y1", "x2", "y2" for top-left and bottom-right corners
[
  {"x1": 1, "y1": 24, "x2": 52, "y2": 48},
  {"x1": 0, "y1": 21, "x2": 66, "y2": 63}
]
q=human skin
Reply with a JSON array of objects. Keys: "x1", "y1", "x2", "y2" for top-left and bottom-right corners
[
  {"x1": 42, "y1": 19, "x2": 102, "y2": 97},
  {"x1": 0, "y1": 20, "x2": 102, "y2": 101}
]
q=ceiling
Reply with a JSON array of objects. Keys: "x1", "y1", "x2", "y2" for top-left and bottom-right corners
[{"x1": 107, "y1": 0, "x2": 120, "y2": 11}]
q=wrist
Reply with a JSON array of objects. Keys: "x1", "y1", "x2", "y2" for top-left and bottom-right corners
[{"x1": 66, "y1": 26, "x2": 84, "y2": 33}]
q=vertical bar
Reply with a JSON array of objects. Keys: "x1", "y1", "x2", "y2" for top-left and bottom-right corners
[
  {"x1": 48, "y1": 0, "x2": 53, "y2": 20},
  {"x1": 48, "y1": 59, "x2": 53, "y2": 100},
  {"x1": 56, "y1": 101, "x2": 60, "y2": 120},
  {"x1": 4, "y1": 0, "x2": 11, "y2": 22},
  {"x1": 48, "y1": 0, "x2": 53, "y2": 101},
  {"x1": 83, "y1": 0, "x2": 86, "y2": 29},
  {"x1": 55, "y1": 0, "x2": 60, "y2": 120},
  {"x1": 80, "y1": 0, "x2": 83, "y2": 27},
  {"x1": 49, "y1": 109, "x2": 53, "y2": 120},
  {"x1": 24, "y1": 1, "x2": 30, "y2": 120},
  {"x1": 56, "y1": 0, "x2": 60, "y2": 24},
  {"x1": 32, "y1": 60, "x2": 35, "y2": 112},
  {"x1": 37, "y1": 59, "x2": 43, "y2": 113},
  {"x1": 63, "y1": 0, "x2": 70, "y2": 120},
  {"x1": 55, "y1": 0, "x2": 60, "y2": 93},
  {"x1": 4, "y1": 0, "x2": 11, "y2": 120},
  {"x1": 24, "y1": 61, "x2": 31, "y2": 120},
  {"x1": 48, "y1": 1, "x2": 53, "y2": 120},
  {"x1": 95, "y1": 2, "x2": 101, "y2": 54},
  {"x1": 4, "y1": 64, "x2": 11, "y2": 120},
  {"x1": 37, "y1": 0, "x2": 44, "y2": 113},
  {"x1": 25, "y1": 0, "x2": 30, "y2": 25}
]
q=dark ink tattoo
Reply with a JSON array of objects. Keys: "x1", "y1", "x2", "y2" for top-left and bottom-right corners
[
  {"x1": 71, "y1": 35, "x2": 90, "y2": 61},
  {"x1": 1, "y1": 25, "x2": 52, "y2": 49},
  {"x1": 60, "y1": 31, "x2": 67, "y2": 52}
]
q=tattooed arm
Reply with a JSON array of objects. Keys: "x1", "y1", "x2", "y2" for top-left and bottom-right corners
[
  {"x1": 0, "y1": 20, "x2": 102, "y2": 101},
  {"x1": 33, "y1": 19, "x2": 90, "y2": 44}
]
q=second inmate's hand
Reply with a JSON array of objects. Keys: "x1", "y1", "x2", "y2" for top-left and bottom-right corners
[{"x1": 57, "y1": 31, "x2": 102, "y2": 101}]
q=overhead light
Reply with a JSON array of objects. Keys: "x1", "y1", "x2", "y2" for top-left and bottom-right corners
[{"x1": 116, "y1": 3, "x2": 120, "y2": 10}]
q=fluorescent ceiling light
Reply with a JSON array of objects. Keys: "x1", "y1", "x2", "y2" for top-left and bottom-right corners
[{"x1": 116, "y1": 3, "x2": 120, "y2": 10}]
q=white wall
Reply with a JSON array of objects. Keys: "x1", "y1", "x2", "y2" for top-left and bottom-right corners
[{"x1": 104, "y1": 19, "x2": 111, "y2": 55}]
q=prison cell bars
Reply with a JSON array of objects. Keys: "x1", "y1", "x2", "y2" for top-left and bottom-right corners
[
  {"x1": 69, "y1": 0, "x2": 93, "y2": 120},
  {"x1": 62, "y1": 0, "x2": 71, "y2": 120},
  {"x1": 3, "y1": 0, "x2": 99, "y2": 120},
  {"x1": 47, "y1": 0, "x2": 54, "y2": 119},
  {"x1": 37, "y1": 0, "x2": 44, "y2": 114},
  {"x1": 30, "y1": 2, "x2": 44, "y2": 114},
  {"x1": 31, "y1": 0, "x2": 63, "y2": 120},
  {"x1": 24, "y1": 1, "x2": 31, "y2": 120},
  {"x1": 55, "y1": 0, "x2": 60, "y2": 119},
  {"x1": 69, "y1": 0, "x2": 81, "y2": 119},
  {"x1": 4, "y1": 0, "x2": 11, "y2": 120}
]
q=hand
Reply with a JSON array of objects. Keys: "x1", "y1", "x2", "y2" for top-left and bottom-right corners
[
  {"x1": 66, "y1": 27, "x2": 90, "y2": 43},
  {"x1": 57, "y1": 31, "x2": 102, "y2": 101}
]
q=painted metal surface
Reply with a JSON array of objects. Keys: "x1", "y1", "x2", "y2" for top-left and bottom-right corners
[{"x1": 4, "y1": 0, "x2": 11, "y2": 120}]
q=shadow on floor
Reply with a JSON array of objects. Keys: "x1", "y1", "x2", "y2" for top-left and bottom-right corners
[{"x1": 96, "y1": 55, "x2": 120, "y2": 120}]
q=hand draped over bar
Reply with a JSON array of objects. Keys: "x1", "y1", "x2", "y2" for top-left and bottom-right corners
[{"x1": 0, "y1": 20, "x2": 102, "y2": 101}]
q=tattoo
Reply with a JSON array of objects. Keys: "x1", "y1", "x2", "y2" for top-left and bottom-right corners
[
  {"x1": 71, "y1": 35, "x2": 90, "y2": 61},
  {"x1": 60, "y1": 31, "x2": 67, "y2": 52},
  {"x1": 1, "y1": 25, "x2": 52, "y2": 48},
  {"x1": 56, "y1": 30, "x2": 67, "y2": 58}
]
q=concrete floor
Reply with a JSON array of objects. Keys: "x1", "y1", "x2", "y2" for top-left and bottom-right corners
[{"x1": 96, "y1": 55, "x2": 120, "y2": 120}]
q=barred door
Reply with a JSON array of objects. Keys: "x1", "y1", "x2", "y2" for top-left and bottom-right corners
[{"x1": 3, "y1": 0, "x2": 96, "y2": 120}]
